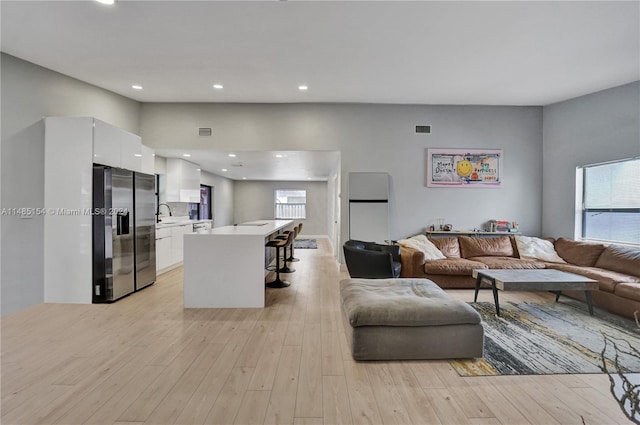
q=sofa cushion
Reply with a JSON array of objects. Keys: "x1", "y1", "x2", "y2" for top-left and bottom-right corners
[
  {"x1": 429, "y1": 237, "x2": 461, "y2": 258},
  {"x1": 339, "y1": 278, "x2": 481, "y2": 327},
  {"x1": 614, "y1": 283, "x2": 640, "y2": 303},
  {"x1": 594, "y1": 245, "x2": 640, "y2": 278},
  {"x1": 469, "y1": 256, "x2": 547, "y2": 270},
  {"x1": 554, "y1": 238, "x2": 606, "y2": 267},
  {"x1": 396, "y1": 235, "x2": 445, "y2": 260},
  {"x1": 514, "y1": 235, "x2": 566, "y2": 263},
  {"x1": 459, "y1": 236, "x2": 514, "y2": 258},
  {"x1": 545, "y1": 263, "x2": 640, "y2": 293},
  {"x1": 423, "y1": 258, "x2": 487, "y2": 275}
]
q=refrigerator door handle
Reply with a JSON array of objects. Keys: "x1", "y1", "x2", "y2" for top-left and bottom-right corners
[{"x1": 116, "y1": 211, "x2": 130, "y2": 235}]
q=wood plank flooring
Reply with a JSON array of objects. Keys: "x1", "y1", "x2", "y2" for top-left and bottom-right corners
[{"x1": 1, "y1": 238, "x2": 634, "y2": 424}]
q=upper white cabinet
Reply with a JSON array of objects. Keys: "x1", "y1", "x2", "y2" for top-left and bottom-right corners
[
  {"x1": 140, "y1": 145, "x2": 155, "y2": 175},
  {"x1": 93, "y1": 119, "x2": 142, "y2": 172},
  {"x1": 165, "y1": 158, "x2": 201, "y2": 203}
]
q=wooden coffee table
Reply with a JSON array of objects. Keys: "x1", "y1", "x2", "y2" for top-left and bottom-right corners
[{"x1": 472, "y1": 269, "x2": 599, "y2": 316}]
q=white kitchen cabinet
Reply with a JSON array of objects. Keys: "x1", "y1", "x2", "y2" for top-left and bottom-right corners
[
  {"x1": 93, "y1": 119, "x2": 142, "y2": 172},
  {"x1": 93, "y1": 119, "x2": 121, "y2": 168},
  {"x1": 169, "y1": 225, "x2": 184, "y2": 265},
  {"x1": 156, "y1": 223, "x2": 195, "y2": 272},
  {"x1": 156, "y1": 235, "x2": 172, "y2": 271},
  {"x1": 168, "y1": 223, "x2": 193, "y2": 265},
  {"x1": 42, "y1": 117, "x2": 146, "y2": 305},
  {"x1": 140, "y1": 145, "x2": 155, "y2": 175},
  {"x1": 44, "y1": 117, "x2": 94, "y2": 304},
  {"x1": 165, "y1": 158, "x2": 201, "y2": 203},
  {"x1": 120, "y1": 136, "x2": 142, "y2": 172}
]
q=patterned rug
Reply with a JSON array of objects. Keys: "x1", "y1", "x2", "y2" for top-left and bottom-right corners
[
  {"x1": 450, "y1": 300, "x2": 640, "y2": 376},
  {"x1": 294, "y1": 239, "x2": 317, "y2": 249}
]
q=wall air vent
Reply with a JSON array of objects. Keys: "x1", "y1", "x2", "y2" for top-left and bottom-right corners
[
  {"x1": 415, "y1": 125, "x2": 431, "y2": 134},
  {"x1": 198, "y1": 128, "x2": 212, "y2": 137}
]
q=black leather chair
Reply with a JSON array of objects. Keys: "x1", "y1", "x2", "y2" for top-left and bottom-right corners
[{"x1": 343, "y1": 240, "x2": 401, "y2": 279}]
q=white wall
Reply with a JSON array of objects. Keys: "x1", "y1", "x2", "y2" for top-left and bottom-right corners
[
  {"x1": 327, "y1": 165, "x2": 341, "y2": 257},
  {"x1": 233, "y1": 181, "x2": 328, "y2": 236},
  {"x1": 1, "y1": 54, "x2": 141, "y2": 315},
  {"x1": 200, "y1": 171, "x2": 235, "y2": 227},
  {"x1": 542, "y1": 81, "x2": 640, "y2": 238},
  {"x1": 140, "y1": 103, "x2": 543, "y2": 244},
  {"x1": 1, "y1": 120, "x2": 45, "y2": 314}
]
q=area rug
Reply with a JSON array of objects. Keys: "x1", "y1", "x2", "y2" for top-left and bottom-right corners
[
  {"x1": 294, "y1": 239, "x2": 317, "y2": 249},
  {"x1": 450, "y1": 301, "x2": 640, "y2": 376}
]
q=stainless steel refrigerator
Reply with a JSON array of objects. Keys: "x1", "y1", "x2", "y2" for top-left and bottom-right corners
[
  {"x1": 93, "y1": 165, "x2": 156, "y2": 303},
  {"x1": 134, "y1": 172, "x2": 156, "y2": 291}
]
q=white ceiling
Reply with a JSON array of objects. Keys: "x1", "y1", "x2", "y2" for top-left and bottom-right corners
[
  {"x1": 2, "y1": 0, "x2": 638, "y2": 180},
  {"x1": 2, "y1": 1, "x2": 638, "y2": 106}
]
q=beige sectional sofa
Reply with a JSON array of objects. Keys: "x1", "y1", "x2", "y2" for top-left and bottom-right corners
[{"x1": 399, "y1": 235, "x2": 640, "y2": 319}]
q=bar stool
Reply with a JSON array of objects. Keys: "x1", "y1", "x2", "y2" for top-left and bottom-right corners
[
  {"x1": 287, "y1": 223, "x2": 302, "y2": 263},
  {"x1": 275, "y1": 225, "x2": 298, "y2": 271},
  {"x1": 277, "y1": 228, "x2": 296, "y2": 274},
  {"x1": 265, "y1": 231, "x2": 294, "y2": 288}
]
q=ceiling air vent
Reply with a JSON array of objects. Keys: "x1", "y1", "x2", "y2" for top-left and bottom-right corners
[
  {"x1": 198, "y1": 127, "x2": 212, "y2": 137},
  {"x1": 415, "y1": 125, "x2": 431, "y2": 134}
]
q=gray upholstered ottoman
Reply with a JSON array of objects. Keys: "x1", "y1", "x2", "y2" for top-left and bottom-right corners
[{"x1": 340, "y1": 278, "x2": 484, "y2": 360}]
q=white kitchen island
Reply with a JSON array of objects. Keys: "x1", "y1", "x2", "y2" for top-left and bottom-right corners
[{"x1": 183, "y1": 220, "x2": 293, "y2": 308}]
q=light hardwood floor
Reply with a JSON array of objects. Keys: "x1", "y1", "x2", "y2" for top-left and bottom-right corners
[{"x1": 1, "y1": 238, "x2": 633, "y2": 424}]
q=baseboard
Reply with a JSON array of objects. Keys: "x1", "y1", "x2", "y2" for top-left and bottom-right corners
[
  {"x1": 298, "y1": 234, "x2": 329, "y2": 240},
  {"x1": 157, "y1": 262, "x2": 183, "y2": 275}
]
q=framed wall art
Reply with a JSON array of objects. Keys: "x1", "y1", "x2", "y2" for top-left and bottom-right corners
[{"x1": 426, "y1": 148, "x2": 503, "y2": 188}]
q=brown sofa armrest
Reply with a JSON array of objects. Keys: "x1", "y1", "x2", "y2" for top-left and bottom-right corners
[{"x1": 398, "y1": 245, "x2": 425, "y2": 277}]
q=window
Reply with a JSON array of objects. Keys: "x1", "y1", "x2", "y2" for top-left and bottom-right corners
[
  {"x1": 577, "y1": 157, "x2": 640, "y2": 246},
  {"x1": 275, "y1": 189, "x2": 307, "y2": 219},
  {"x1": 199, "y1": 185, "x2": 212, "y2": 220}
]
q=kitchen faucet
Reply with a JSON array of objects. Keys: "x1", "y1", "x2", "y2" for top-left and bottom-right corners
[{"x1": 156, "y1": 203, "x2": 172, "y2": 222}]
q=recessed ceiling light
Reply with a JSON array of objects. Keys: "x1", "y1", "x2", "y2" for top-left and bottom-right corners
[
  {"x1": 213, "y1": 84, "x2": 223, "y2": 89},
  {"x1": 182, "y1": 153, "x2": 191, "y2": 157},
  {"x1": 275, "y1": 154, "x2": 288, "y2": 158},
  {"x1": 298, "y1": 85, "x2": 308, "y2": 91},
  {"x1": 134, "y1": 154, "x2": 142, "y2": 157},
  {"x1": 307, "y1": 177, "x2": 312, "y2": 180},
  {"x1": 131, "y1": 84, "x2": 143, "y2": 90},
  {"x1": 196, "y1": 168, "x2": 201, "y2": 171},
  {"x1": 221, "y1": 168, "x2": 228, "y2": 172},
  {"x1": 242, "y1": 177, "x2": 247, "y2": 180},
  {"x1": 95, "y1": 0, "x2": 115, "y2": 5},
  {"x1": 228, "y1": 153, "x2": 236, "y2": 157}
]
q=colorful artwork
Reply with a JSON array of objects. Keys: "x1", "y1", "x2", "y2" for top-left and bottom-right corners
[{"x1": 426, "y1": 149, "x2": 503, "y2": 187}]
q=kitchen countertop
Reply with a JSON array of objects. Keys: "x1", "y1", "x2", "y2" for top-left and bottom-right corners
[
  {"x1": 155, "y1": 219, "x2": 212, "y2": 229},
  {"x1": 194, "y1": 220, "x2": 292, "y2": 236}
]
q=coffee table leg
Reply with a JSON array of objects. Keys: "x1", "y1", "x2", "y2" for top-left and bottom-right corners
[
  {"x1": 555, "y1": 291, "x2": 561, "y2": 302},
  {"x1": 585, "y1": 291, "x2": 594, "y2": 316},
  {"x1": 491, "y1": 278, "x2": 500, "y2": 316},
  {"x1": 474, "y1": 274, "x2": 482, "y2": 302}
]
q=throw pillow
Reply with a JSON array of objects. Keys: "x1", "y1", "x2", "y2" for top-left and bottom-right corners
[
  {"x1": 397, "y1": 234, "x2": 446, "y2": 260},
  {"x1": 515, "y1": 235, "x2": 566, "y2": 263}
]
